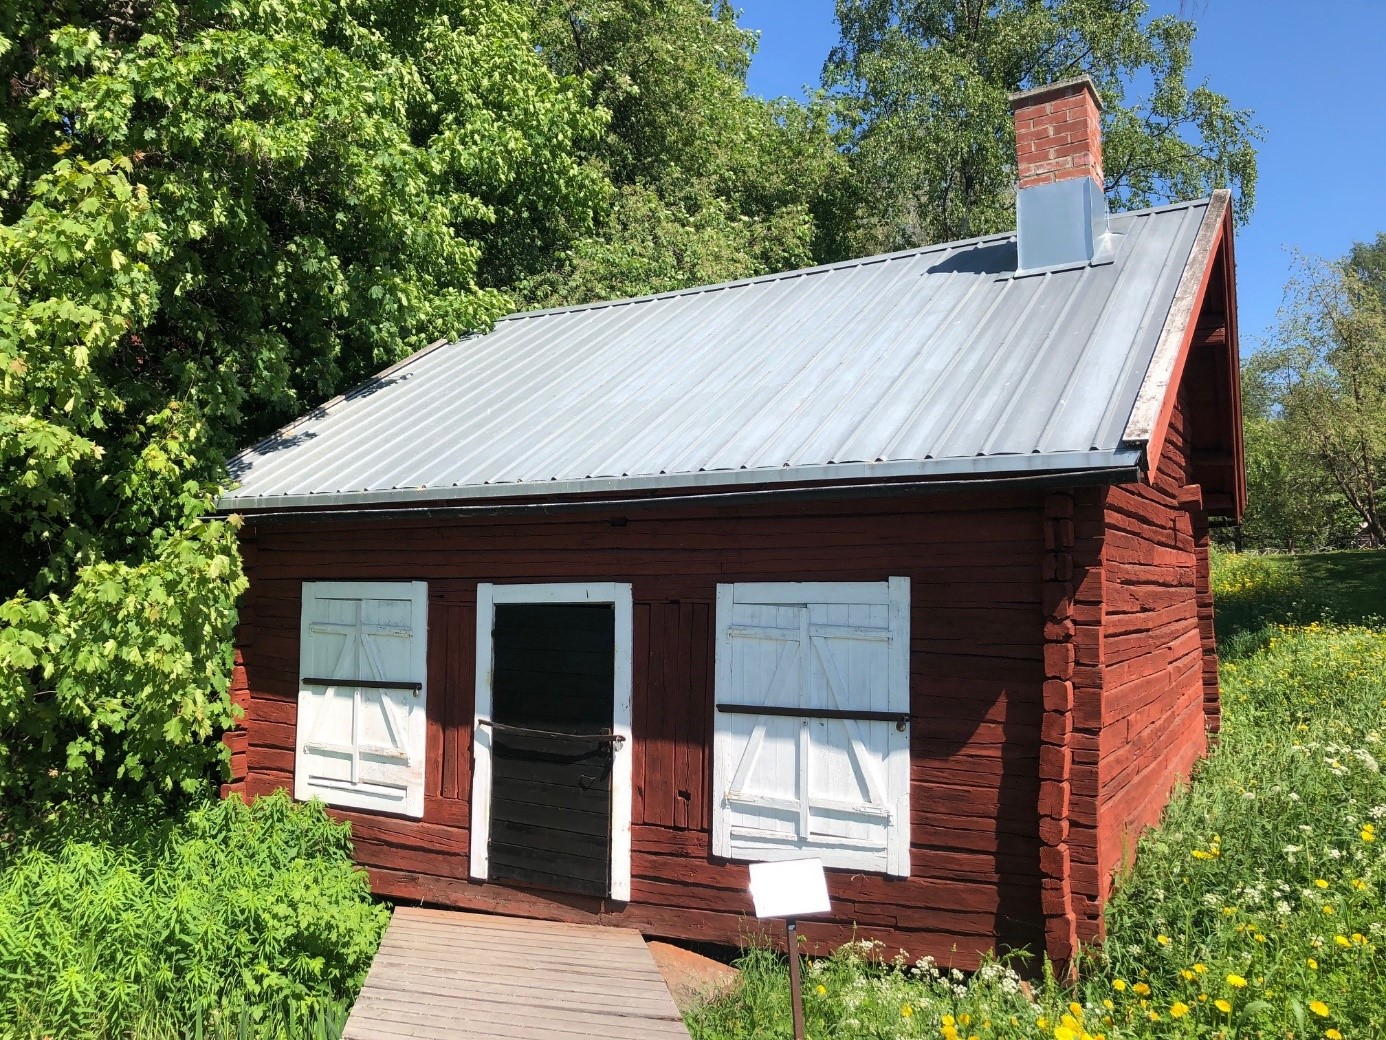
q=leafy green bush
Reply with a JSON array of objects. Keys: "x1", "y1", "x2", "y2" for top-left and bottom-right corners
[
  {"x1": 0, "y1": 792, "x2": 388, "y2": 1040},
  {"x1": 0, "y1": 516, "x2": 246, "y2": 827}
]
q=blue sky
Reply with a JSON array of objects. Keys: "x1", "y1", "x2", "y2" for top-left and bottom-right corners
[{"x1": 736, "y1": 1, "x2": 1386, "y2": 355}]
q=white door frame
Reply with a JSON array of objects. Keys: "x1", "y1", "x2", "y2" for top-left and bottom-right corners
[{"x1": 469, "y1": 581, "x2": 634, "y2": 902}]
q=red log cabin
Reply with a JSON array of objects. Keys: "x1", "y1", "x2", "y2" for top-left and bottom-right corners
[{"x1": 219, "y1": 77, "x2": 1244, "y2": 966}]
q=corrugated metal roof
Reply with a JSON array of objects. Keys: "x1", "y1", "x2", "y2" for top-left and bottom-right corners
[{"x1": 221, "y1": 198, "x2": 1212, "y2": 512}]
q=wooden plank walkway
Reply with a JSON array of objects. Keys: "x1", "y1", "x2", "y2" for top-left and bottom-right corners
[{"x1": 343, "y1": 907, "x2": 691, "y2": 1039}]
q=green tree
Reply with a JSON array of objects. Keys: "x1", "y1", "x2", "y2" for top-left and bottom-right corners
[
  {"x1": 1253, "y1": 246, "x2": 1386, "y2": 547},
  {"x1": 0, "y1": 0, "x2": 607, "y2": 817},
  {"x1": 521, "y1": 0, "x2": 848, "y2": 304},
  {"x1": 823, "y1": 0, "x2": 1261, "y2": 255},
  {"x1": 1233, "y1": 361, "x2": 1354, "y2": 551}
]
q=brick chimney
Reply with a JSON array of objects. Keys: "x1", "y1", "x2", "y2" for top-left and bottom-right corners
[{"x1": 1009, "y1": 76, "x2": 1109, "y2": 271}]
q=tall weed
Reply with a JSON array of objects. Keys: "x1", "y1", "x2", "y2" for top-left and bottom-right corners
[{"x1": 0, "y1": 792, "x2": 388, "y2": 1040}]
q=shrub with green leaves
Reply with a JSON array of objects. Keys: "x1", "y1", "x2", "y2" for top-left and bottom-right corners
[{"x1": 0, "y1": 791, "x2": 389, "y2": 1040}]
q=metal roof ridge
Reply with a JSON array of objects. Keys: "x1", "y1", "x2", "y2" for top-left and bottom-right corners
[{"x1": 493, "y1": 197, "x2": 1214, "y2": 327}]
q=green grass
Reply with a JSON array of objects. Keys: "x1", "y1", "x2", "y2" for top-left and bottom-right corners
[{"x1": 688, "y1": 550, "x2": 1386, "y2": 1040}]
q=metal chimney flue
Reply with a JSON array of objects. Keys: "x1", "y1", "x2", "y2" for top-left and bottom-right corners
[{"x1": 1010, "y1": 76, "x2": 1110, "y2": 272}]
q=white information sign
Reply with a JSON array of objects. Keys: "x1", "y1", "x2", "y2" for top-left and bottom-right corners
[{"x1": 748, "y1": 858, "x2": 831, "y2": 919}]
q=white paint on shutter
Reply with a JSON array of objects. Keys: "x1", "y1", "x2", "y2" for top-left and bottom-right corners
[
  {"x1": 713, "y1": 579, "x2": 910, "y2": 876},
  {"x1": 296, "y1": 581, "x2": 428, "y2": 818}
]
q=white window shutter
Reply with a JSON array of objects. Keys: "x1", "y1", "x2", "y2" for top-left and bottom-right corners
[
  {"x1": 713, "y1": 579, "x2": 910, "y2": 876},
  {"x1": 296, "y1": 581, "x2": 428, "y2": 818}
]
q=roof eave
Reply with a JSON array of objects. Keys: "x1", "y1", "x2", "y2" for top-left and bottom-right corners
[
  {"x1": 1120, "y1": 189, "x2": 1233, "y2": 467},
  {"x1": 217, "y1": 448, "x2": 1146, "y2": 516}
]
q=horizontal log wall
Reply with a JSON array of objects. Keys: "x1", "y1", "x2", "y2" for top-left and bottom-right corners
[
  {"x1": 1091, "y1": 388, "x2": 1211, "y2": 922},
  {"x1": 226, "y1": 492, "x2": 1050, "y2": 965}
]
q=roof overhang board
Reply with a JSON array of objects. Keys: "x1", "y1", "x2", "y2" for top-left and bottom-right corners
[
  {"x1": 1220, "y1": 220, "x2": 1247, "y2": 518},
  {"x1": 1120, "y1": 190, "x2": 1244, "y2": 518}
]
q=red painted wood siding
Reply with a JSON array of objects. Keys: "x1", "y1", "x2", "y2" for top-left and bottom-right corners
[
  {"x1": 227, "y1": 493, "x2": 1049, "y2": 965},
  {"x1": 1066, "y1": 385, "x2": 1215, "y2": 942}
]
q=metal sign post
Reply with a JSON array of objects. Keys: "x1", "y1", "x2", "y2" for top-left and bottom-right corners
[
  {"x1": 784, "y1": 917, "x2": 806, "y2": 1040},
  {"x1": 748, "y1": 858, "x2": 831, "y2": 1040}
]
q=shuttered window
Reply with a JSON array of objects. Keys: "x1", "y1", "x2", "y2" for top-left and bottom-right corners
[
  {"x1": 712, "y1": 579, "x2": 911, "y2": 876},
  {"x1": 296, "y1": 581, "x2": 428, "y2": 818}
]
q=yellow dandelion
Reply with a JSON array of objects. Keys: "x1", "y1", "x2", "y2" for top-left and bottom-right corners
[
  {"x1": 1351, "y1": 878, "x2": 1367, "y2": 890},
  {"x1": 1170, "y1": 1002, "x2": 1191, "y2": 1019},
  {"x1": 942, "y1": 1015, "x2": 955, "y2": 1028},
  {"x1": 1334, "y1": 935, "x2": 1352, "y2": 947},
  {"x1": 1226, "y1": 974, "x2": 1247, "y2": 989},
  {"x1": 1326, "y1": 1030, "x2": 1343, "y2": 1040},
  {"x1": 1112, "y1": 979, "x2": 1127, "y2": 992},
  {"x1": 815, "y1": 984, "x2": 826, "y2": 996},
  {"x1": 1215, "y1": 999, "x2": 1232, "y2": 1014},
  {"x1": 1102, "y1": 999, "x2": 1114, "y2": 1010},
  {"x1": 1314, "y1": 879, "x2": 1330, "y2": 889},
  {"x1": 1308, "y1": 957, "x2": 1318, "y2": 969},
  {"x1": 958, "y1": 1014, "x2": 970, "y2": 1027},
  {"x1": 900, "y1": 1004, "x2": 913, "y2": 1018},
  {"x1": 1193, "y1": 963, "x2": 1207, "y2": 974},
  {"x1": 1157, "y1": 934, "x2": 1171, "y2": 946},
  {"x1": 1322, "y1": 905, "x2": 1336, "y2": 915},
  {"x1": 1068, "y1": 1003, "x2": 1083, "y2": 1019},
  {"x1": 1054, "y1": 1027, "x2": 1076, "y2": 1040},
  {"x1": 1133, "y1": 982, "x2": 1152, "y2": 997},
  {"x1": 1352, "y1": 932, "x2": 1367, "y2": 944},
  {"x1": 1309, "y1": 1000, "x2": 1330, "y2": 1017}
]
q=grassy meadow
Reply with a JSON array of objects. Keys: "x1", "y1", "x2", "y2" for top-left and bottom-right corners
[{"x1": 688, "y1": 551, "x2": 1386, "y2": 1040}]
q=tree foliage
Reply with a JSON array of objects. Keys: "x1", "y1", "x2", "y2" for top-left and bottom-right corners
[
  {"x1": 0, "y1": 0, "x2": 607, "y2": 817},
  {"x1": 1250, "y1": 242, "x2": 1386, "y2": 548},
  {"x1": 520, "y1": 0, "x2": 847, "y2": 305},
  {"x1": 823, "y1": 0, "x2": 1261, "y2": 255}
]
